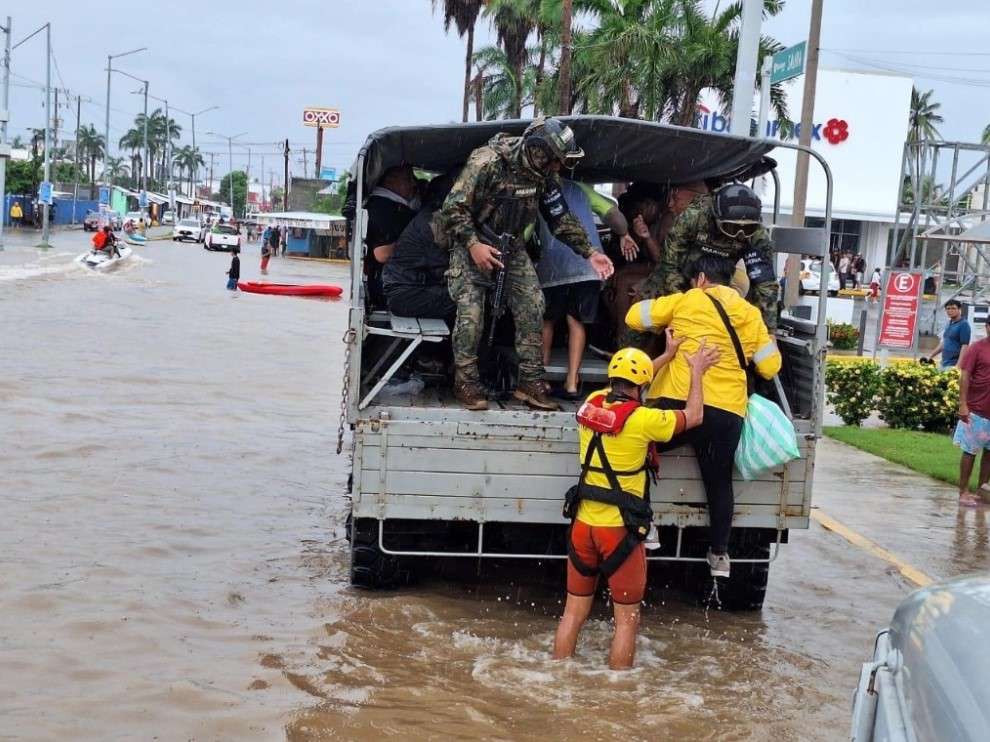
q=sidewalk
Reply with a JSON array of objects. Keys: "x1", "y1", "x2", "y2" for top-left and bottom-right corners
[{"x1": 813, "y1": 436, "x2": 989, "y2": 583}]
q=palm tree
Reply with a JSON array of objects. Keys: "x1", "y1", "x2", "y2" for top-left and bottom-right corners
[
  {"x1": 103, "y1": 156, "x2": 130, "y2": 185},
  {"x1": 909, "y1": 87, "x2": 943, "y2": 143},
  {"x1": 119, "y1": 128, "x2": 144, "y2": 185},
  {"x1": 76, "y1": 125, "x2": 106, "y2": 185},
  {"x1": 486, "y1": 0, "x2": 539, "y2": 118},
  {"x1": 981, "y1": 123, "x2": 990, "y2": 146},
  {"x1": 432, "y1": 0, "x2": 485, "y2": 122},
  {"x1": 10, "y1": 135, "x2": 24, "y2": 149},
  {"x1": 473, "y1": 44, "x2": 539, "y2": 120},
  {"x1": 173, "y1": 145, "x2": 205, "y2": 196}
]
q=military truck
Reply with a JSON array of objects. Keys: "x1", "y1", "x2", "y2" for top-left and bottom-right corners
[{"x1": 338, "y1": 116, "x2": 833, "y2": 610}]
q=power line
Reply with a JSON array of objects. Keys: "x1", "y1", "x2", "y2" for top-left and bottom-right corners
[
  {"x1": 827, "y1": 52, "x2": 990, "y2": 88},
  {"x1": 823, "y1": 48, "x2": 990, "y2": 57}
]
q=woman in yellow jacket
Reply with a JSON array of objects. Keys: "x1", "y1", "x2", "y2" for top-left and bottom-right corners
[{"x1": 625, "y1": 254, "x2": 781, "y2": 579}]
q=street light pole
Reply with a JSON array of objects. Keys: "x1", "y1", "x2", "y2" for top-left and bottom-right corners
[
  {"x1": 0, "y1": 16, "x2": 11, "y2": 252},
  {"x1": 189, "y1": 106, "x2": 218, "y2": 199},
  {"x1": 729, "y1": 0, "x2": 762, "y2": 136},
  {"x1": 206, "y1": 130, "x2": 247, "y2": 217},
  {"x1": 141, "y1": 80, "x2": 148, "y2": 196},
  {"x1": 104, "y1": 47, "x2": 146, "y2": 181},
  {"x1": 42, "y1": 23, "x2": 51, "y2": 247}
]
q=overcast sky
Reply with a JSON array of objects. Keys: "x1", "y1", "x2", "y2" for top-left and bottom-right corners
[{"x1": 6, "y1": 1, "x2": 988, "y2": 186}]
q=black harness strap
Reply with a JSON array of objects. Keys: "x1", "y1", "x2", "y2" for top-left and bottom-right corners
[{"x1": 566, "y1": 429, "x2": 654, "y2": 579}]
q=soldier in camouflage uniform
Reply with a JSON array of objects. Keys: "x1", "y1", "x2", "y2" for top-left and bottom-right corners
[
  {"x1": 625, "y1": 183, "x2": 778, "y2": 349},
  {"x1": 434, "y1": 118, "x2": 614, "y2": 411}
]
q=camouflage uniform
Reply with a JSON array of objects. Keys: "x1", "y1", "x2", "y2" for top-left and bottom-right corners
[
  {"x1": 624, "y1": 194, "x2": 778, "y2": 348},
  {"x1": 434, "y1": 133, "x2": 594, "y2": 386}
]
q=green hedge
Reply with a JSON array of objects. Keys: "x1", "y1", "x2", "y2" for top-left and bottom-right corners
[{"x1": 825, "y1": 359, "x2": 959, "y2": 432}]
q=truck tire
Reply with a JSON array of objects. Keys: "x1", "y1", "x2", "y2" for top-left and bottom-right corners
[{"x1": 348, "y1": 517, "x2": 411, "y2": 590}]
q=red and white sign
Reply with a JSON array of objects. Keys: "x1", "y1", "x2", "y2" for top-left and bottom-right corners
[
  {"x1": 878, "y1": 271, "x2": 922, "y2": 349},
  {"x1": 302, "y1": 107, "x2": 341, "y2": 128}
]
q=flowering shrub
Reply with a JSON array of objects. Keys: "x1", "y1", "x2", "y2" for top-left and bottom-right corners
[
  {"x1": 827, "y1": 321, "x2": 860, "y2": 350},
  {"x1": 825, "y1": 359, "x2": 880, "y2": 425},
  {"x1": 875, "y1": 364, "x2": 960, "y2": 432}
]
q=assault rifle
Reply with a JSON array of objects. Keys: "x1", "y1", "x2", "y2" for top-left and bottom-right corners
[{"x1": 476, "y1": 223, "x2": 515, "y2": 347}]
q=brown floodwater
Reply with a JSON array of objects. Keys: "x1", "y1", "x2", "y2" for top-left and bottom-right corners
[{"x1": 2, "y1": 228, "x2": 984, "y2": 741}]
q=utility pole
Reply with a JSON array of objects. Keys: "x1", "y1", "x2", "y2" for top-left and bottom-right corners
[
  {"x1": 72, "y1": 93, "x2": 80, "y2": 223},
  {"x1": 557, "y1": 0, "x2": 573, "y2": 115},
  {"x1": 208, "y1": 152, "x2": 215, "y2": 196},
  {"x1": 283, "y1": 138, "x2": 290, "y2": 211},
  {"x1": 784, "y1": 0, "x2": 824, "y2": 306},
  {"x1": 729, "y1": 0, "x2": 762, "y2": 136},
  {"x1": 301, "y1": 148, "x2": 308, "y2": 179},
  {"x1": 0, "y1": 16, "x2": 11, "y2": 252},
  {"x1": 53, "y1": 87, "x2": 59, "y2": 150},
  {"x1": 205, "y1": 129, "x2": 247, "y2": 215}
]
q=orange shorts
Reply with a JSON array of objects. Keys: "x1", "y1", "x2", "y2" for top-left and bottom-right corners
[{"x1": 566, "y1": 521, "x2": 646, "y2": 605}]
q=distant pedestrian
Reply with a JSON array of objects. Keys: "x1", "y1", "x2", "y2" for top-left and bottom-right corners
[
  {"x1": 838, "y1": 253, "x2": 850, "y2": 291},
  {"x1": 280, "y1": 226, "x2": 287, "y2": 255},
  {"x1": 226, "y1": 246, "x2": 240, "y2": 291},
  {"x1": 260, "y1": 239, "x2": 271, "y2": 274},
  {"x1": 954, "y1": 315, "x2": 990, "y2": 506},
  {"x1": 854, "y1": 254, "x2": 866, "y2": 289},
  {"x1": 869, "y1": 267, "x2": 882, "y2": 303},
  {"x1": 9, "y1": 200, "x2": 23, "y2": 229},
  {"x1": 927, "y1": 299, "x2": 971, "y2": 370}
]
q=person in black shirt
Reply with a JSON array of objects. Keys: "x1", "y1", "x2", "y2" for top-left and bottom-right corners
[
  {"x1": 226, "y1": 247, "x2": 240, "y2": 291},
  {"x1": 382, "y1": 171, "x2": 459, "y2": 320},
  {"x1": 364, "y1": 165, "x2": 419, "y2": 309}
]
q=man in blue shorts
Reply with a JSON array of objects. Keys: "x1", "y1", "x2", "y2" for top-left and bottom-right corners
[{"x1": 954, "y1": 315, "x2": 990, "y2": 506}]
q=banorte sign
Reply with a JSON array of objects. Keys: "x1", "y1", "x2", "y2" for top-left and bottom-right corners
[
  {"x1": 694, "y1": 104, "x2": 850, "y2": 145},
  {"x1": 303, "y1": 107, "x2": 341, "y2": 128}
]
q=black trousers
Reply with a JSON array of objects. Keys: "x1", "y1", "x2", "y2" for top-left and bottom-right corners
[
  {"x1": 386, "y1": 285, "x2": 456, "y2": 320},
  {"x1": 653, "y1": 397, "x2": 744, "y2": 553}
]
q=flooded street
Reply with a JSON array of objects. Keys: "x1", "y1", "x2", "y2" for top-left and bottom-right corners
[{"x1": 2, "y1": 228, "x2": 987, "y2": 741}]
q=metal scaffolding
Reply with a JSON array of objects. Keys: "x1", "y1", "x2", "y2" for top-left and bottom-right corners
[{"x1": 890, "y1": 139, "x2": 990, "y2": 336}]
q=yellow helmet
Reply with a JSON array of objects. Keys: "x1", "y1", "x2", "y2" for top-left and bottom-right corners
[{"x1": 608, "y1": 347, "x2": 654, "y2": 386}]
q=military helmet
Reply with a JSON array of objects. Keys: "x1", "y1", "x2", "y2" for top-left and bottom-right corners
[
  {"x1": 712, "y1": 183, "x2": 763, "y2": 240},
  {"x1": 608, "y1": 347, "x2": 654, "y2": 386},
  {"x1": 523, "y1": 117, "x2": 584, "y2": 172}
]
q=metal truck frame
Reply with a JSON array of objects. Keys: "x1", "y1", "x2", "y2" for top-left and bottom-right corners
[{"x1": 340, "y1": 117, "x2": 833, "y2": 610}]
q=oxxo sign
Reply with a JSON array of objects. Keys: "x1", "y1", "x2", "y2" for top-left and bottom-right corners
[{"x1": 303, "y1": 107, "x2": 341, "y2": 128}]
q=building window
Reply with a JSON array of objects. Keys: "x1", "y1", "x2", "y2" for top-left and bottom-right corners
[{"x1": 807, "y1": 217, "x2": 861, "y2": 261}]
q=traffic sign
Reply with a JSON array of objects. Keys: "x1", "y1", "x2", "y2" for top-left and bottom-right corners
[
  {"x1": 38, "y1": 180, "x2": 53, "y2": 205},
  {"x1": 99, "y1": 186, "x2": 110, "y2": 205},
  {"x1": 878, "y1": 271, "x2": 922, "y2": 349},
  {"x1": 139, "y1": 190, "x2": 148, "y2": 208},
  {"x1": 303, "y1": 107, "x2": 341, "y2": 128},
  {"x1": 319, "y1": 166, "x2": 337, "y2": 181},
  {"x1": 771, "y1": 41, "x2": 806, "y2": 85}
]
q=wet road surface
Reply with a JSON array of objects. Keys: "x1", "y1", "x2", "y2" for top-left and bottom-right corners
[{"x1": 2, "y1": 228, "x2": 987, "y2": 741}]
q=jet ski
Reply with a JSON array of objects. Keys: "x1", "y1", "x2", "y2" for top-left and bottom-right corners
[{"x1": 75, "y1": 245, "x2": 133, "y2": 271}]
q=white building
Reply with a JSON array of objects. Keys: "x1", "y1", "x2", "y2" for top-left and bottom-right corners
[{"x1": 696, "y1": 68, "x2": 915, "y2": 277}]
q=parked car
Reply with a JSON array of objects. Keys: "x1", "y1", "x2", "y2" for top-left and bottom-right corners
[
  {"x1": 125, "y1": 210, "x2": 147, "y2": 226},
  {"x1": 107, "y1": 211, "x2": 123, "y2": 231},
  {"x1": 203, "y1": 224, "x2": 241, "y2": 252},
  {"x1": 850, "y1": 575, "x2": 990, "y2": 741},
  {"x1": 173, "y1": 218, "x2": 204, "y2": 243},
  {"x1": 161, "y1": 211, "x2": 175, "y2": 225},
  {"x1": 82, "y1": 211, "x2": 101, "y2": 232},
  {"x1": 799, "y1": 258, "x2": 840, "y2": 296}
]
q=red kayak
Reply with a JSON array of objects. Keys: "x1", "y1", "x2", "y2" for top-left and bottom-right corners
[{"x1": 237, "y1": 282, "x2": 343, "y2": 297}]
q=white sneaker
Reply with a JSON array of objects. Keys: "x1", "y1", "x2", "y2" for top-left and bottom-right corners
[
  {"x1": 707, "y1": 549, "x2": 730, "y2": 578},
  {"x1": 644, "y1": 524, "x2": 661, "y2": 551}
]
